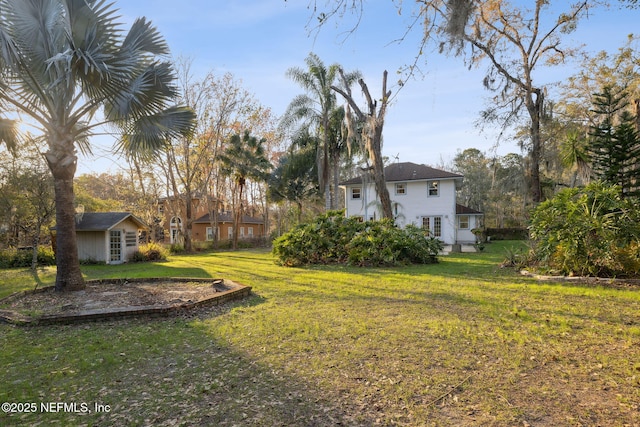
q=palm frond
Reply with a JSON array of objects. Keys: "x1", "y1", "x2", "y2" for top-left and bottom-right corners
[
  {"x1": 104, "y1": 61, "x2": 179, "y2": 121},
  {"x1": 0, "y1": 118, "x2": 20, "y2": 151},
  {"x1": 122, "y1": 17, "x2": 169, "y2": 56},
  {"x1": 67, "y1": 0, "x2": 122, "y2": 77},
  {"x1": 9, "y1": 0, "x2": 66, "y2": 67},
  {"x1": 114, "y1": 105, "x2": 196, "y2": 157},
  {"x1": 71, "y1": 119, "x2": 94, "y2": 156}
]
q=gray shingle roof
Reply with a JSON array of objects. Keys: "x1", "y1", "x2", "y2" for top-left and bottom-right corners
[
  {"x1": 340, "y1": 162, "x2": 462, "y2": 185},
  {"x1": 456, "y1": 204, "x2": 483, "y2": 215},
  {"x1": 72, "y1": 212, "x2": 147, "y2": 231}
]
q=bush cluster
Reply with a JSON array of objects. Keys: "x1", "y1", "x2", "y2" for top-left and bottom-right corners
[
  {"x1": 529, "y1": 181, "x2": 640, "y2": 277},
  {"x1": 272, "y1": 211, "x2": 443, "y2": 267},
  {"x1": 0, "y1": 246, "x2": 56, "y2": 268},
  {"x1": 132, "y1": 242, "x2": 169, "y2": 262}
]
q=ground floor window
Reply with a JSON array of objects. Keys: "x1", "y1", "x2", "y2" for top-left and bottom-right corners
[
  {"x1": 206, "y1": 226, "x2": 220, "y2": 241},
  {"x1": 458, "y1": 215, "x2": 470, "y2": 229}
]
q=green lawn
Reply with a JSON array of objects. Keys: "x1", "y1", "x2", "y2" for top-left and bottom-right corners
[{"x1": 1, "y1": 241, "x2": 640, "y2": 426}]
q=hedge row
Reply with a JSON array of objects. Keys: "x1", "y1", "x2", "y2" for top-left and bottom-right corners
[{"x1": 0, "y1": 247, "x2": 56, "y2": 268}]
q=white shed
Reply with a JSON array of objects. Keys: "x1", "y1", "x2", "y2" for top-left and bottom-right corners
[{"x1": 67, "y1": 212, "x2": 147, "y2": 264}]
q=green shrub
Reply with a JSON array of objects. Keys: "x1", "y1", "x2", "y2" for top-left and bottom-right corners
[
  {"x1": 529, "y1": 181, "x2": 640, "y2": 277},
  {"x1": 272, "y1": 211, "x2": 443, "y2": 267},
  {"x1": 272, "y1": 211, "x2": 363, "y2": 266},
  {"x1": 485, "y1": 227, "x2": 528, "y2": 240},
  {"x1": 346, "y1": 222, "x2": 442, "y2": 267},
  {"x1": 0, "y1": 246, "x2": 56, "y2": 268},
  {"x1": 133, "y1": 242, "x2": 169, "y2": 262},
  {"x1": 169, "y1": 243, "x2": 185, "y2": 254}
]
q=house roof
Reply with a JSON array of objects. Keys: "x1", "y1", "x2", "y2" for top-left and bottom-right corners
[
  {"x1": 339, "y1": 162, "x2": 463, "y2": 185},
  {"x1": 69, "y1": 212, "x2": 147, "y2": 231},
  {"x1": 193, "y1": 212, "x2": 264, "y2": 225},
  {"x1": 456, "y1": 204, "x2": 483, "y2": 215}
]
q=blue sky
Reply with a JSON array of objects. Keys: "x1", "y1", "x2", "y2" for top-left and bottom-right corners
[{"x1": 79, "y1": 1, "x2": 638, "y2": 174}]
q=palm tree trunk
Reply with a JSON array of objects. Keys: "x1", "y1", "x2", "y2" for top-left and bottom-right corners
[
  {"x1": 331, "y1": 150, "x2": 340, "y2": 210},
  {"x1": 233, "y1": 179, "x2": 244, "y2": 250},
  {"x1": 47, "y1": 154, "x2": 85, "y2": 291},
  {"x1": 322, "y1": 138, "x2": 331, "y2": 211}
]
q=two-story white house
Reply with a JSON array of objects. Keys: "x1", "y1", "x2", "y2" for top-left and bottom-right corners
[{"x1": 339, "y1": 162, "x2": 483, "y2": 245}]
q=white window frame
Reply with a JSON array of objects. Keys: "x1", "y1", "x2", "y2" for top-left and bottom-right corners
[
  {"x1": 395, "y1": 183, "x2": 407, "y2": 195},
  {"x1": 110, "y1": 230, "x2": 122, "y2": 262},
  {"x1": 458, "y1": 215, "x2": 470, "y2": 230},
  {"x1": 421, "y1": 216, "x2": 442, "y2": 238},
  {"x1": 169, "y1": 216, "x2": 182, "y2": 244},
  {"x1": 427, "y1": 181, "x2": 439, "y2": 197},
  {"x1": 351, "y1": 187, "x2": 362, "y2": 199}
]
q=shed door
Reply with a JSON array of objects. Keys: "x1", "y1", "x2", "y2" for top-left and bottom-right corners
[{"x1": 110, "y1": 230, "x2": 122, "y2": 263}]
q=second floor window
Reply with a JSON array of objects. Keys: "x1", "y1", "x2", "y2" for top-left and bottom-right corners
[
  {"x1": 428, "y1": 181, "x2": 439, "y2": 197},
  {"x1": 395, "y1": 183, "x2": 406, "y2": 195}
]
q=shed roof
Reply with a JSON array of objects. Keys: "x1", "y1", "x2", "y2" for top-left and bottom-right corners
[
  {"x1": 70, "y1": 212, "x2": 147, "y2": 231},
  {"x1": 340, "y1": 162, "x2": 462, "y2": 185}
]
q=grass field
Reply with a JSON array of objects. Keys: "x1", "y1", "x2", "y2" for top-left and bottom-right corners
[{"x1": 1, "y1": 241, "x2": 640, "y2": 426}]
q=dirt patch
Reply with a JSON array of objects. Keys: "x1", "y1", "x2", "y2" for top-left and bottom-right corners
[{"x1": 0, "y1": 278, "x2": 251, "y2": 325}]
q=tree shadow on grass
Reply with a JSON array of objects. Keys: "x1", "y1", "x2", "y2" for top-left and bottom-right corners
[{"x1": 0, "y1": 298, "x2": 379, "y2": 427}]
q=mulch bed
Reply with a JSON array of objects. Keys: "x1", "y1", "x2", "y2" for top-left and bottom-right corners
[{"x1": 0, "y1": 278, "x2": 251, "y2": 325}]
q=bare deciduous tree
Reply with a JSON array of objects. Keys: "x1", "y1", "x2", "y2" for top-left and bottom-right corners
[{"x1": 308, "y1": 0, "x2": 594, "y2": 204}]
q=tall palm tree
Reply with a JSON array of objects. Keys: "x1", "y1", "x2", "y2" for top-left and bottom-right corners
[
  {"x1": 0, "y1": 0, "x2": 195, "y2": 291},
  {"x1": 219, "y1": 130, "x2": 271, "y2": 250},
  {"x1": 268, "y1": 135, "x2": 319, "y2": 223},
  {"x1": 282, "y1": 53, "x2": 360, "y2": 210}
]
